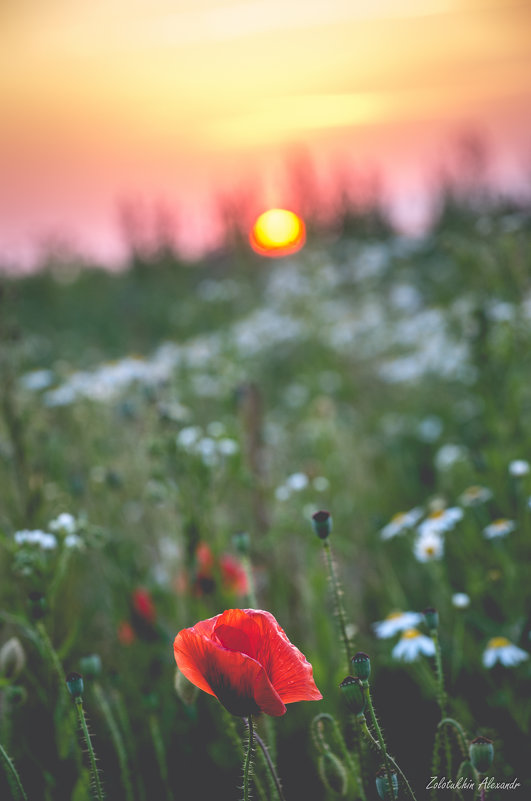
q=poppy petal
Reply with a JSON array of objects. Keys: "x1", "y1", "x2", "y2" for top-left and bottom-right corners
[{"x1": 242, "y1": 610, "x2": 323, "y2": 704}]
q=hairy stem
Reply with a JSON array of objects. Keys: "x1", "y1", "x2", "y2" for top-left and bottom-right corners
[
  {"x1": 0, "y1": 742, "x2": 28, "y2": 801},
  {"x1": 93, "y1": 683, "x2": 134, "y2": 801},
  {"x1": 360, "y1": 710, "x2": 417, "y2": 801},
  {"x1": 322, "y1": 540, "x2": 351, "y2": 670},
  {"x1": 74, "y1": 698, "x2": 105, "y2": 801},
  {"x1": 243, "y1": 715, "x2": 254, "y2": 801}
]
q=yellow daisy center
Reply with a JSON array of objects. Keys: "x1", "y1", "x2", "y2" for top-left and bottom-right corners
[
  {"x1": 402, "y1": 628, "x2": 421, "y2": 640},
  {"x1": 391, "y1": 513, "x2": 406, "y2": 523},
  {"x1": 493, "y1": 519, "x2": 508, "y2": 527},
  {"x1": 429, "y1": 509, "x2": 444, "y2": 519},
  {"x1": 386, "y1": 611, "x2": 403, "y2": 621},
  {"x1": 487, "y1": 637, "x2": 511, "y2": 649}
]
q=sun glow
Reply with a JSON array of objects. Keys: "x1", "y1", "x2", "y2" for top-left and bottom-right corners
[{"x1": 249, "y1": 209, "x2": 306, "y2": 257}]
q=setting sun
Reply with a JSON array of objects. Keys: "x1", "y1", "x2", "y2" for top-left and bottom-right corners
[{"x1": 249, "y1": 209, "x2": 306, "y2": 257}]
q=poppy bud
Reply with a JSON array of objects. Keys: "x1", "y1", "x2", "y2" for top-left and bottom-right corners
[
  {"x1": 375, "y1": 767, "x2": 399, "y2": 800},
  {"x1": 79, "y1": 654, "x2": 102, "y2": 680},
  {"x1": 174, "y1": 667, "x2": 199, "y2": 706},
  {"x1": 423, "y1": 607, "x2": 439, "y2": 632},
  {"x1": 0, "y1": 637, "x2": 25, "y2": 680},
  {"x1": 351, "y1": 652, "x2": 371, "y2": 681},
  {"x1": 469, "y1": 736, "x2": 494, "y2": 773},
  {"x1": 66, "y1": 672, "x2": 84, "y2": 700},
  {"x1": 28, "y1": 591, "x2": 46, "y2": 621},
  {"x1": 232, "y1": 531, "x2": 250, "y2": 556},
  {"x1": 318, "y1": 751, "x2": 348, "y2": 796},
  {"x1": 339, "y1": 676, "x2": 366, "y2": 716},
  {"x1": 312, "y1": 510, "x2": 332, "y2": 540}
]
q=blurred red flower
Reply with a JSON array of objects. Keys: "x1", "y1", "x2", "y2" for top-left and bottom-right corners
[
  {"x1": 118, "y1": 620, "x2": 136, "y2": 645},
  {"x1": 132, "y1": 588, "x2": 157, "y2": 624},
  {"x1": 220, "y1": 554, "x2": 249, "y2": 596},
  {"x1": 173, "y1": 608, "x2": 322, "y2": 716}
]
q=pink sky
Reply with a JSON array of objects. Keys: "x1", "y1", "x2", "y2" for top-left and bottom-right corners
[{"x1": 1, "y1": 0, "x2": 530, "y2": 268}]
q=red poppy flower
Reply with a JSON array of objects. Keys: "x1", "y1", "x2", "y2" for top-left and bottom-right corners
[
  {"x1": 132, "y1": 588, "x2": 157, "y2": 624},
  {"x1": 220, "y1": 554, "x2": 249, "y2": 596},
  {"x1": 173, "y1": 608, "x2": 322, "y2": 716}
]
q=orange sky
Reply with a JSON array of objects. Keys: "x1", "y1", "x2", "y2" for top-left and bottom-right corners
[{"x1": 1, "y1": 0, "x2": 530, "y2": 266}]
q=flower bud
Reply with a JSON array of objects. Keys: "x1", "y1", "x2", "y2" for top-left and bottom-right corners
[
  {"x1": 232, "y1": 532, "x2": 250, "y2": 556},
  {"x1": 339, "y1": 676, "x2": 366, "y2": 716},
  {"x1": 66, "y1": 672, "x2": 84, "y2": 700},
  {"x1": 469, "y1": 736, "x2": 494, "y2": 773},
  {"x1": 28, "y1": 591, "x2": 46, "y2": 621},
  {"x1": 0, "y1": 637, "x2": 26, "y2": 680},
  {"x1": 351, "y1": 652, "x2": 371, "y2": 681},
  {"x1": 318, "y1": 751, "x2": 348, "y2": 796},
  {"x1": 312, "y1": 510, "x2": 332, "y2": 540},
  {"x1": 79, "y1": 654, "x2": 102, "y2": 680},
  {"x1": 375, "y1": 767, "x2": 399, "y2": 800},
  {"x1": 423, "y1": 607, "x2": 439, "y2": 631},
  {"x1": 174, "y1": 667, "x2": 199, "y2": 706}
]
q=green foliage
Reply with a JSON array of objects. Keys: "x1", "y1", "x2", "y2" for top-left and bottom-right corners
[{"x1": 0, "y1": 197, "x2": 530, "y2": 799}]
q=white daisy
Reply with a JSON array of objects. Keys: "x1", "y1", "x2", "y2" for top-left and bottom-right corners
[
  {"x1": 48, "y1": 513, "x2": 76, "y2": 535},
  {"x1": 414, "y1": 531, "x2": 444, "y2": 562},
  {"x1": 483, "y1": 519, "x2": 516, "y2": 539},
  {"x1": 418, "y1": 507, "x2": 463, "y2": 537},
  {"x1": 452, "y1": 593, "x2": 470, "y2": 609},
  {"x1": 392, "y1": 629, "x2": 436, "y2": 662},
  {"x1": 14, "y1": 530, "x2": 57, "y2": 550},
  {"x1": 373, "y1": 611, "x2": 424, "y2": 639},
  {"x1": 285, "y1": 472, "x2": 309, "y2": 491},
  {"x1": 482, "y1": 637, "x2": 529, "y2": 668},
  {"x1": 459, "y1": 485, "x2": 492, "y2": 507},
  {"x1": 64, "y1": 534, "x2": 83, "y2": 549},
  {"x1": 380, "y1": 507, "x2": 423, "y2": 540},
  {"x1": 509, "y1": 460, "x2": 530, "y2": 477}
]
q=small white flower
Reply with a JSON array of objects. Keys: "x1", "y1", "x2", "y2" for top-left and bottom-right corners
[
  {"x1": 452, "y1": 593, "x2": 470, "y2": 609},
  {"x1": 14, "y1": 530, "x2": 57, "y2": 550},
  {"x1": 274, "y1": 485, "x2": 291, "y2": 502},
  {"x1": 482, "y1": 637, "x2": 529, "y2": 668},
  {"x1": 459, "y1": 485, "x2": 492, "y2": 507},
  {"x1": 217, "y1": 438, "x2": 239, "y2": 456},
  {"x1": 373, "y1": 611, "x2": 424, "y2": 639},
  {"x1": 483, "y1": 519, "x2": 516, "y2": 539},
  {"x1": 206, "y1": 421, "x2": 226, "y2": 437},
  {"x1": 285, "y1": 472, "x2": 309, "y2": 492},
  {"x1": 176, "y1": 426, "x2": 202, "y2": 449},
  {"x1": 414, "y1": 531, "x2": 444, "y2": 562},
  {"x1": 418, "y1": 507, "x2": 463, "y2": 537},
  {"x1": 509, "y1": 459, "x2": 530, "y2": 477},
  {"x1": 381, "y1": 508, "x2": 423, "y2": 540},
  {"x1": 64, "y1": 534, "x2": 83, "y2": 549},
  {"x1": 392, "y1": 629, "x2": 436, "y2": 662},
  {"x1": 435, "y1": 444, "x2": 467, "y2": 471},
  {"x1": 20, "y1": 369, "x2": 54, "y2": 391},
  {"x1": 48, "y1": 513, "x2": 76, "y2": 535}
]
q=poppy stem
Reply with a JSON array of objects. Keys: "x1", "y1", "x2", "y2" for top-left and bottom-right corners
[
  {"x1": 242, "y1": 715, "x2": 255, "y2": 801},
  {"x1": 74, "y1": 696, "x2": 105, "y2": 801},
  {"x1": 322, "y1": 540, "x2": 351, "y2": 671},
  {"x1": 0, "y1": 742, "x2": 28, "y2": 801},
  {"x1": 246, "y1": 720, "x2": 286, "y2": 801}
]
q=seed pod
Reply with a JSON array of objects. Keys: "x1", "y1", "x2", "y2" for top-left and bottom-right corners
[
  {"x1": 469, "y1": 736, "x2": 494, "y2": 773},
  {"x1": 312, "y1": 510, "x2": 332, "y2": 539},
  {"x1": 339, "y1": 676, "x2": 366, "y2": 715},
  {"x1": 66, "y1": 672, "x2": 84, "y2": 700},
  {"x1": 351, "y1": 652, "x2": 371, "y2": 681},
  {"x1": 375, "y1": 767, "x2": 399, "y2": 800}
]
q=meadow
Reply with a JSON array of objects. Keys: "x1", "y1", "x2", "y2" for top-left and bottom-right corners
[{"x1": 0, "y1": 188, "x2": 530, "y2": 800}]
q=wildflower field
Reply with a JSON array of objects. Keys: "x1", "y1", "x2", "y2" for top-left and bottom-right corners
[{"x1": 1, "y1": 195, "x2": 530, "y2": 800}]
